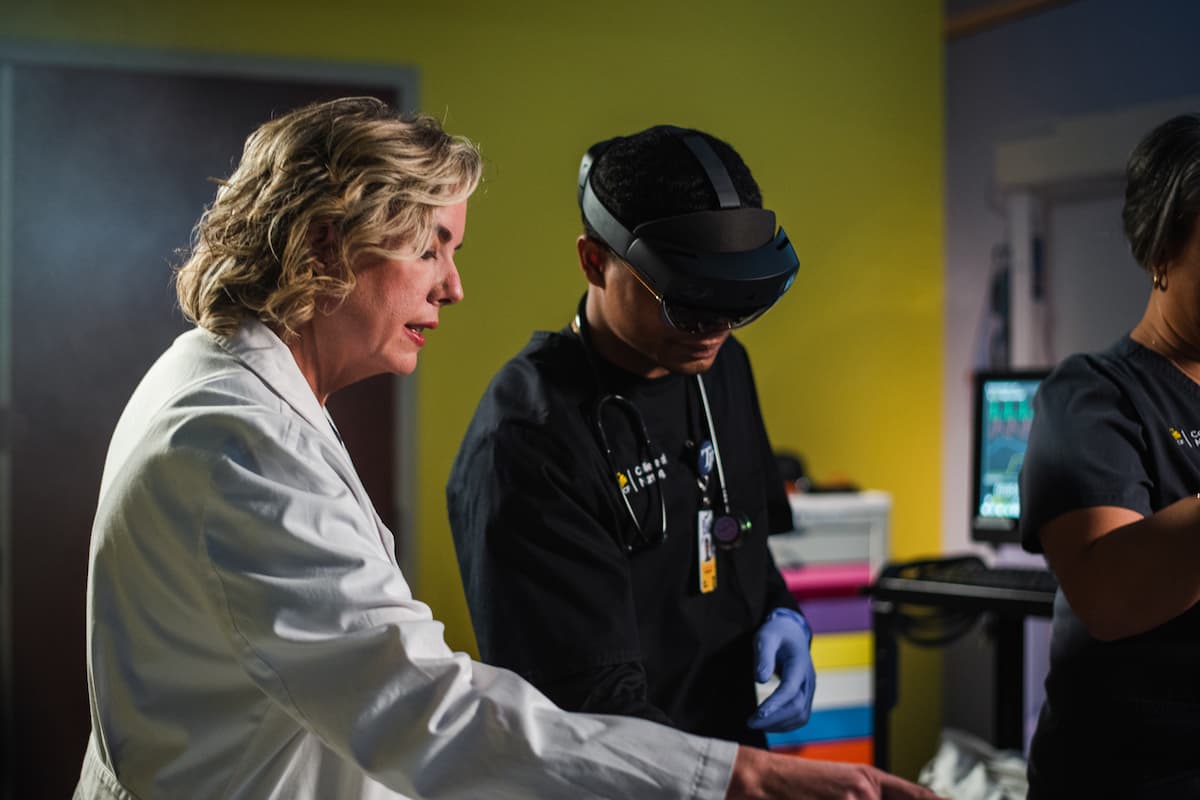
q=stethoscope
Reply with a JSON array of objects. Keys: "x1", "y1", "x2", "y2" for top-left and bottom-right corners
[
  {"x1": 592, "y1": 391, "x2": 669, "y2": 552},
  {"x1": 573, "y1": 303, "x2": 751, "y2": 552}
]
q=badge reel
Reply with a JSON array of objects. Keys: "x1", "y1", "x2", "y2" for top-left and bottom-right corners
[{"x1": 695, "y1": 438, "x2": 752, "y2": 593}]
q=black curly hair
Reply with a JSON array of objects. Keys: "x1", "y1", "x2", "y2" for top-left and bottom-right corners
[{"x1": 584, "y1": 125, "x2": 762, "y2": 234}]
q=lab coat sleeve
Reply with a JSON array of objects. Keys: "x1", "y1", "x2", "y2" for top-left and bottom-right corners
[
  {"x1": 187, "y1": 413, "x2": 735, "y2": 800},
  {"x1": 449, "y1": 420, "x2": 677, "y2": 726}
]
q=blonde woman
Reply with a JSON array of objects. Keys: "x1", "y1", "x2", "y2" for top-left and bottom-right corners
[{"x1": 75, "y1": 97, "x2": 936, "y2": 800}]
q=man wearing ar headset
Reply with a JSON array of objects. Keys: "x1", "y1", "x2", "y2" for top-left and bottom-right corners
[{"x1": 449, "y1": 126, "x2": 814, "y2": 749}]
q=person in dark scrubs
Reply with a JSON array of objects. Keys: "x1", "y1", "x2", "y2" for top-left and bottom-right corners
[
  {"x1": 1020, "y1": 113, "x2": 1200, "y2": 799},
  {"x1": 448, "y1": 125, "x2": 815, "y2": 748}
]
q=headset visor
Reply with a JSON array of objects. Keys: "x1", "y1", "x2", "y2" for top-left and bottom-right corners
[
  {"x1": 659, "y1": 296, "x2": 776, "y2": 334},
  {"x1": 620, "y1": 223, "x2": 799, "y2": 334}
]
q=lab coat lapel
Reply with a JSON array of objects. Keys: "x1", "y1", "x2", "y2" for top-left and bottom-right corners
[
  {"x1": 213, "y1": 320, "x2": 400, "y2": 567},
  {"x1": 215, "y1": 319, "x2": 336, "y2": 447}
]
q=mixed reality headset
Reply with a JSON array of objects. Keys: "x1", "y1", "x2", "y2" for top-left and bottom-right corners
[{"x1": 577, "y1": 125, "x2": 799, "y2": 334}]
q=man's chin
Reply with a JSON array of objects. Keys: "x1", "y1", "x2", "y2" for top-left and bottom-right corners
[{"x1": 667, "y1": 356, "x2": 717, "y2": 376}]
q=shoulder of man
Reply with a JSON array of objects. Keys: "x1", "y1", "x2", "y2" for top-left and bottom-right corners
[
  {"x1": 452, "y1": 330, "x2": 593, "y2": 471},
  {"x1": 480, "y1": 331, "x2": 592, "y2": 418}
]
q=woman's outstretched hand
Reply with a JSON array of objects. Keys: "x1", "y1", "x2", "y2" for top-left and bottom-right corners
[{"x1": 727, "y1": 745, "x2": 944, "y2": 800}]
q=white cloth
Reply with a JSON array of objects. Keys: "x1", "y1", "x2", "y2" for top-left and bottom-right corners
[
  {"x1": 918, "y1": 728, "x2": 1028, "y2": 800},
  {"x1": 74, "y1": 319, "x2": 736, "y2": 800}
]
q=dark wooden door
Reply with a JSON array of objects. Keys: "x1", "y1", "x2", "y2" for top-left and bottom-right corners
[{"x1": 4, "y1": 56, "x2": 409, "y2": 798}]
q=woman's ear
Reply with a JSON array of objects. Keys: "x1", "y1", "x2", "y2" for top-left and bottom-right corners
[
  {"x1": 308, "y1": 223, "x2": 343, "y2": 278},
  {"x1": 306, "y1": 223, "x2": 351, "y2": 317},
  {"x1": 577, "y1": 235, "x2": 609, "y2": 288}
]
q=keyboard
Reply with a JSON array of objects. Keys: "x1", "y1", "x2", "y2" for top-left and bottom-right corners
[{"x1": 920, "y1": 559, "x2": 1059, "y2": 594}]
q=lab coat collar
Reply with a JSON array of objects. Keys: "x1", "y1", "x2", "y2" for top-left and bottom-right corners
[{"x1": 211, "y1": 318, "x2": 338, "y2": 447}]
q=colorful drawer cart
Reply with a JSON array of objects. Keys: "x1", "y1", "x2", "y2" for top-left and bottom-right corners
[{"x1": 762, "y1": 491, "x2": 890, "y2": 763}]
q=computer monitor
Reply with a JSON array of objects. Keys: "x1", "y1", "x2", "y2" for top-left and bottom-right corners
[{"x1": 970, "y1": 369, "x2": 1049, "y2": 546}]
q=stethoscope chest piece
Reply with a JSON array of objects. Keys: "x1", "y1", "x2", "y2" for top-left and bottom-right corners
[{"x1": 711, "y1": 512, "x2": 752, "y2": 548}]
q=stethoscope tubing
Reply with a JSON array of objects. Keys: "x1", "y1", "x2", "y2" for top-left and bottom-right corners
[{"x1": 573, "y1": 304, "x2": 747, "y2": 550}]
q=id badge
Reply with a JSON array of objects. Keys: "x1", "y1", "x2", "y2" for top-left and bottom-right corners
[{"x1": 697, "y1": 508, "x2": 717, "y2": 594}]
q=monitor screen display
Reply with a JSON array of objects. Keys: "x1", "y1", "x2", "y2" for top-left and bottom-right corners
[{"x1": 970, "y1": 370, "x2": 1048, "y2": 545}]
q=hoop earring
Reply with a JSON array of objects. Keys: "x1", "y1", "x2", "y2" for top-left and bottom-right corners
[{"x1": 1153, "y1": 268, "x2": 1168, "y2": 291}]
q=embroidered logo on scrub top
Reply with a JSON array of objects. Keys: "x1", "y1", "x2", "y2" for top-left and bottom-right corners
[
  {"x1": 1168, "y1": 426, "x2": 1200, "y2": 447},
  {"x1": 617, "y1": 453, "x2": 669, "y2": 495}
]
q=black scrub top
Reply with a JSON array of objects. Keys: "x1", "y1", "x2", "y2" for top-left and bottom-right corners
[
  {"x1": 1020, "y1": 336, "x2": 1200, "y2": 798},
  {"x1": 448, "y1": 324, "x2": 796, "y2": 746}
]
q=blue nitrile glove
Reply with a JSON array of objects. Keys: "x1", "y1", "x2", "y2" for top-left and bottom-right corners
[{"x1": 747, "y1": 607, "x2": 816, "y2": 732}]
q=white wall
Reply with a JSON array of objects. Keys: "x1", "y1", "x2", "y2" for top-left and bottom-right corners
[{"x1": 1045, "y1": 196, "x2": 1146, "y2": 361}]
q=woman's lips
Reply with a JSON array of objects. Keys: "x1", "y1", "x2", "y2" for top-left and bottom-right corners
[{"x1": 404, "y1": 324, "x2": 428, "y2": 347}]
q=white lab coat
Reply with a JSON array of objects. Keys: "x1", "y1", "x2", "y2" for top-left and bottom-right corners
[{"x1": 74, "y1": 319, "x2": 736, "y2": 800}]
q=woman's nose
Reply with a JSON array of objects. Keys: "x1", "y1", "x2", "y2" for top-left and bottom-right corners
[{"x1": 436, "y1": 260, "x2": 464, "y2": 306}]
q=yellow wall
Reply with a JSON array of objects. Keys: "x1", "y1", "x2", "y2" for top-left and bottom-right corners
[{"x1": 4, "y1": 0, "x2": 944, "y2": 776}]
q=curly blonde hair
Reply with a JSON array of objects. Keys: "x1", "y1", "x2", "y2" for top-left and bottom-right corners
[{"x1": 175, "y1": 97, "x2": 482, "y2": 337}]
